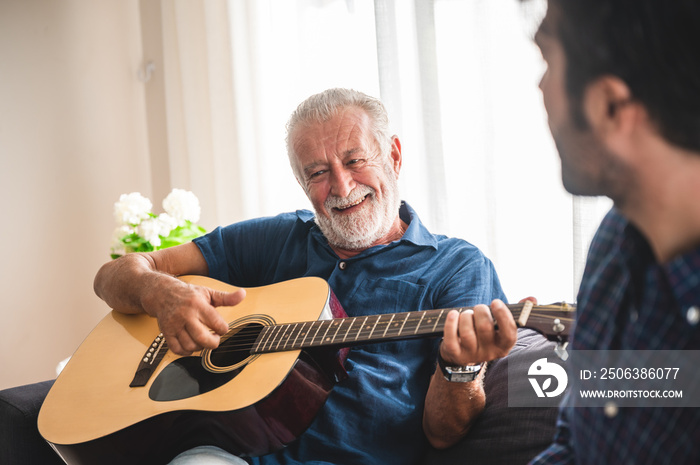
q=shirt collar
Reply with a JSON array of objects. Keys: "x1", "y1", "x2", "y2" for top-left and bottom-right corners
[{"x1": 398, "y1": 201, "x2": 439, "y2": 249}]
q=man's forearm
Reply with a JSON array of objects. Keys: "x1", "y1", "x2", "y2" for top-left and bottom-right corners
[
  {"x1": 424, "y1": 299, "x2": 516, "y2": 448},
  {"x1": 93, "y1": 252, "x2": 162, "y2": 315},
  {"x1": 93, "y1": 243, "x2": 239, "y2": 355},
  {"x1": 93, "y1": 242, "x2": 210, "y2": 316},
  {"x1": 422, "y1": 366, "x2": 486, "y2": 449}
]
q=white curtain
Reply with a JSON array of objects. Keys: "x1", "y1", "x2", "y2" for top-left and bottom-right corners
[
  {"x1": 154, "y1": 0, "x2": 611, "y2": 304},
  {"x1": 156, "y1": 0, "x2": 247, "y2": 226}
]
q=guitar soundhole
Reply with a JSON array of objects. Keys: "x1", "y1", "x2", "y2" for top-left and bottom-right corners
[
  {"x1": 149, "y1": 323, "x2": 266, "y2": 402},
  {"x1": 207, "y1": 323, "x2": 264, "y2": 371}
]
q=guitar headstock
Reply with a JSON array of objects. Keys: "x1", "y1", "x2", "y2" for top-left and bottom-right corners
[{"x1": 512, "y1": 302, "x2": 576, "y2": 342}]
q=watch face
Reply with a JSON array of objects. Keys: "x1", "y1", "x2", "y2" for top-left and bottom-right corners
[
  {"x1": 438, "y1": 351, "x2": 484, "y2": 382},
  {"x1": 440, "y1": 360, "x2": 483, "y2": 382},
  {"x1": 451, "y1": 365, "x2": 481, "y2": 373}
]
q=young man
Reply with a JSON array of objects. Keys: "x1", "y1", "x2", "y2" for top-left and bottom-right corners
[
  {"x1": 530, "y1": 1, "x2": 700, "y2": 463},
  {"x1": 94, "y1": 88, "x2": 518, "y2": 464}
]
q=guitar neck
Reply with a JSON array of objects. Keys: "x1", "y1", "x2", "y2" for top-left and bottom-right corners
[{"x1": 251, "y1": 302, "x2": 573, "y2": 354}]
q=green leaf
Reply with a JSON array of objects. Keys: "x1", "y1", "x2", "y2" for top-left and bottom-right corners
[
  {"x1": 112, "y1": 219, "x2": 206, "y2": 255},
  {"x1": 153, "y1": 221, "x2": 207, "y2": 251}
]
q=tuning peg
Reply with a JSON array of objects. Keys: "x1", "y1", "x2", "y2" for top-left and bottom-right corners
[
  {"x1": 552, "y1": 318, "x2": 566, "y2": 334},
  {"x1": 554, "y1": 341, "x2": 569, "y2": 361}
]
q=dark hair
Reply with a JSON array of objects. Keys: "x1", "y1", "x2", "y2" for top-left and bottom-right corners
[{"x1": 553, "y1": 0, "x2": 700, "y2": 152}]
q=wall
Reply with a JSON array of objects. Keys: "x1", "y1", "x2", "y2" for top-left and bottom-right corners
[{"x1": 0, "y1": 0, "x2": 152, "y2": 389}]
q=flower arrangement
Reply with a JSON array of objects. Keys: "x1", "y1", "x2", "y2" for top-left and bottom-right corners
[{"x1": 110, "y1": 188, "x2": 206, "y2": 258}]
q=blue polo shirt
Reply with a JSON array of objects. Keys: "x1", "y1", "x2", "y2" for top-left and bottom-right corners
[{"x1": 194, "y1": 202, "x2": 506, "y2": 465}]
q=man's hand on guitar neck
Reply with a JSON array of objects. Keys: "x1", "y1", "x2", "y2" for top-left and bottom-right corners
[
  {"x1": 424, "y1": 298, "x2": 530, "y2": 449},
  {"x1": 94, "y1": 242, "x2": 247, "y2": 356},
  {"x1": 440, "y1": 299, "x2": 518, "y2": 367}
]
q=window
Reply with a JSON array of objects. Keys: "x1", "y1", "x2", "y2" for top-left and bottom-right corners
[{"x1": 218, "y1": 0, "x2": 611, "y2": 302}]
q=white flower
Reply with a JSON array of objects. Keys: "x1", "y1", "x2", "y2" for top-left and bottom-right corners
[
  {"x1": 110, "y1": 225, "x2": 133, "y2": 256},
  {"x1": 137, "y1": 218, "x2": 163, "y2": 247},
  {"x1": 163, "y1": 188, "x2": 201, "y2": 226},
  {"x1": 109, "y1": 188, "x2": 205, "y2": 258},
  {"x1": 136, "y1": 213, "x2": 181, "y2": 248},
  {"x1": 111, "y1": 225, "x2": 134, "y2": 244},
  {"x1": 113, "y1": 192, "x2": 152, "y2": 226},
  {"x1": 156, "y1": 212, "x2": 179, "y2": 234},
  {"x1": 110, "y1": 243, "x2": 127, "y2": 256}
]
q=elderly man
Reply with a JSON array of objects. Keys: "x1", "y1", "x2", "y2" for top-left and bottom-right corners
[
  {"x1": 93, "y1": 88, "x2": 517, "y2": 464},
  {"x1": 529, "y1": 0, "x2": 700, "y2": 464}
]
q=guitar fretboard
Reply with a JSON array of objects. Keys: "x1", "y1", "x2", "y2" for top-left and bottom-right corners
[
  {"x1": 252, "y1": 309, "x2": 450, "y2": 354},
  {"x1": 250, "y1": 302, "x2": 566, "y2": 354}
]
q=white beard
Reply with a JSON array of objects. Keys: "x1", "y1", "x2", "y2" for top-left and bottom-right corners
[{"x1": 314, "y1": 166, "x2": 401, "y2": 251}]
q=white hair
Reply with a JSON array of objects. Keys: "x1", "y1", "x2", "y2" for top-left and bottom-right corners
[{"x1": 285, "y1": 88, "x2": 392, "y2": 178}]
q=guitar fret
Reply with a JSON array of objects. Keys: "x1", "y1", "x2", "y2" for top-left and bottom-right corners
[
  {"x1": 343, "y1": 318, "x2": 356, "y2": 342},
  {"x1": 264, "y1": 325, "x2": 282, "y2": 352},
  {"x1": 260, "y1": 327, "x2": 271, "y2": 352},
  {"x1": 402, "y1": 314, "x2": 415, "y2": 333},
  {"x1": 292, "y1": 322, "x2": 307, "y2": 349},
  {"x1": 283, "y1": 324, "x2": 295, "y2": 350},
  {"x1": 382, "y1": 314, "x2": 396, "y2": 338},
  {"x1": 407, "y1": 313, "x2": 422, "y2": 333},
  {"x1": 319, "y1": 320, "x2": 333, "y2": 345},
  {"x1": 414, "y1": 311, "x2": 426, "y2": 334},
  {"x1": 275, "y1": 324, "x2": 291, "y2": 351},
  {"x1": 355, "y1": 317, "x2": 369, "y2": 341},
  {"x1": 419, "y1": 310, "x2": 437, "y2": 335},
  {"x1": 285, "y1": 323, "x2": 300, "y2": 350},
  {"x1": 398, "y1": 312, "x2": 411, "y2": 335},
  {"x1": 267, "y1": 325, "x2": 282, "y2": 352},
  {"x1": 387, "y1": 316, "x2": 402, "y2": 338},
  {"x1": 252, "y1": 326, "x2": 267, "y2": 353},
  {"x1": 331, "y1": 319, "x2": 344, "y2": 343},
  {"x1": 367, "y1": 315, "x2": 381, "y2": 340},
  {"x1": 300, "y1": 321, "x2": 314, "y2": 348},
  {"x1": 432, "y1": 309, "x2": 445, "y2": 332},
  {"x1": 309, "y1": 321, "x2": 324, "y2": 347}
]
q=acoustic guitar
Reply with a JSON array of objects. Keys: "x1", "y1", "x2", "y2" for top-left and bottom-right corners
[{"x1": 38, "y1": 275, "x2": 574, "y2": 465}]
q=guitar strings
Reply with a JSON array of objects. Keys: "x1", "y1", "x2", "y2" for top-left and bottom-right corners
[
  {"x1": 179, "y1": 305, "x2": 576, "y2": 356},
  {"x1": 204, "y1": 306, "x2": 576, "y2": 353}
]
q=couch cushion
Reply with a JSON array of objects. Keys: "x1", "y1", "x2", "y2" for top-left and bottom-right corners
[{"x1": 0, "y1": 380, "x2": 64, "y2": 465}]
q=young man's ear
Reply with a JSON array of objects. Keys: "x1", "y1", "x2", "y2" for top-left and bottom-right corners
[{"x1": 583, "y1": 75, "x2": 637, "y2": 138}]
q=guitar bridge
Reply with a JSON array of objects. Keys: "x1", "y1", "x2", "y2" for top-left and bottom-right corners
[{"x1": 130, "y1": 333, "x2": 168, "y2": 387}]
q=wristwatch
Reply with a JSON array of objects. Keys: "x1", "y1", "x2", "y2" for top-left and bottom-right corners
[{"x1": 437, "y1": 352, "x2": 484, "y2": 382}]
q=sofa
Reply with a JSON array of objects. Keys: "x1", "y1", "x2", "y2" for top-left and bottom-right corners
[
  {"x1": 0, "y1": 380, "x2": 62, "y2": 465},
  {"x1": 0, "y1": 329, "x2": 560, "y2": 465}
]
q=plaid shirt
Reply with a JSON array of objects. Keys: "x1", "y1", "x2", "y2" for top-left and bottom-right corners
[{"x1": 531, "y1": 209, "x2": 700, "y2": 465}]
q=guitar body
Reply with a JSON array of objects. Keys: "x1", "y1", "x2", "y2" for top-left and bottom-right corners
[{"x1": 38, "y1": 276, "x2": 348, "y2": 465}]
